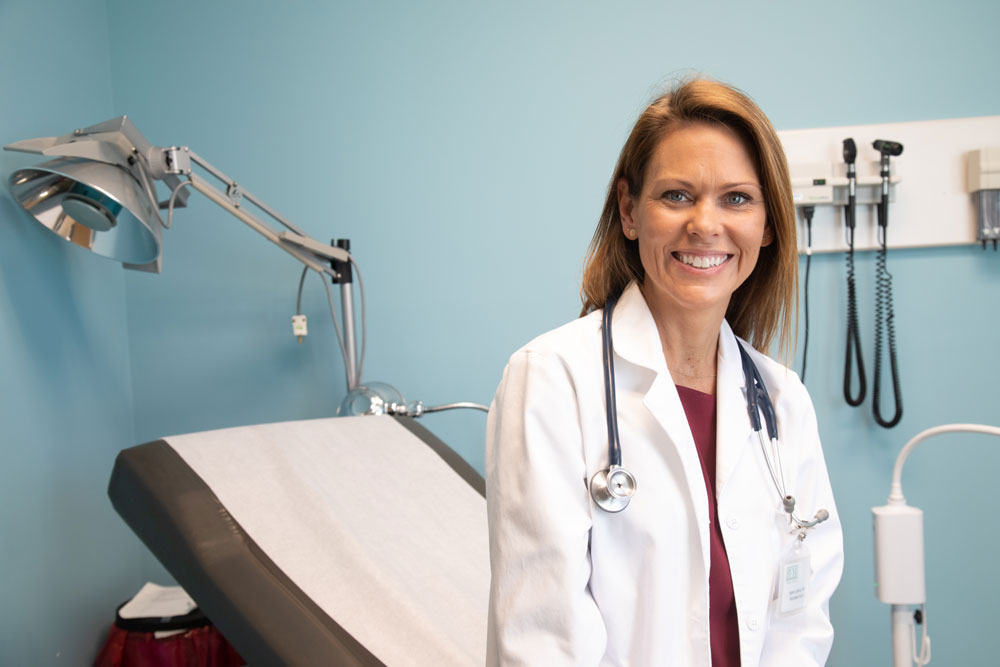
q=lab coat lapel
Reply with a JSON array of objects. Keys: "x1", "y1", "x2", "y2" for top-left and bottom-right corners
[
  {"x1": 611, "y1": 284, "x2": 712, "y2": 569},
  {"x1": 715, "y1": 321, "x2": 755, "y2": 500}
]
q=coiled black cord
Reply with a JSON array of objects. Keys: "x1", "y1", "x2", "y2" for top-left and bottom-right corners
[
  {"x1": 873, "y1": 205, "x2": 903, "y2": 428},
  {"x1": 800, "y1": 206, "x2": 814, "y2": 381},
  {"x1": 843, "y1": 198, "x2": 866, "y2": 406}
]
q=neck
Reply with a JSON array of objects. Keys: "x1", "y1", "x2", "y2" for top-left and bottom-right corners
[{"x1": 640, "y1": 285, "x2": 725, "y2": 394}]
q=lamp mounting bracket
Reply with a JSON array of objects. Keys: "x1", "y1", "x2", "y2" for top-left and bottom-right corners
[
  {"x1": 164, "y1": 147, "x2": 192, "y2": 175},
  {"x1": 226, "y1": 183, "x2": 244, "y2": 208}
]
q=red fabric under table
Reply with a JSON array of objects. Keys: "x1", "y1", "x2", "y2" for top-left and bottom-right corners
[{"x1": 94, "y1": 623, "x2": 245, "y2": 667}]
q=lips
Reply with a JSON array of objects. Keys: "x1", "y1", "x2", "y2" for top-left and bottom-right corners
[{"x1": 673, "y1": 252, "x2": 730, "y2": 269}]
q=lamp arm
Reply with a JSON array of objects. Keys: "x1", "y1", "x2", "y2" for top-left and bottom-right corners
[
  {"x1": 184, "y1": 150, "x2": 310, "y2": 240},
  {"x1": 183, "y1": 173, "x2": 337, "y2": 276},
  {"x1": 889, "y1": 423, "x2": 1000, "y2": 503},
  {"x1": 155, "y1": 148, "x2": 349, "y2": 277}
]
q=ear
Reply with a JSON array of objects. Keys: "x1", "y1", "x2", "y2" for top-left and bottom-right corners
[
  {"x1": 616, "y1": 178, "x2": 635, "y2": 233},
  {"x1": 761, "y1": 222, "x2": 774, "y2": 247}
]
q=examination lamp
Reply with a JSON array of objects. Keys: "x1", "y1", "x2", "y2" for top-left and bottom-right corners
[
  {"x1": 872, "y1": 423, "x2": 1000, "y2": 667},
  {"x1": 5, "y1": 116, "x2": 360, "y2": 389},
  {"x1": 5, "y1": 117, "x2": 489, "y2": 416}
]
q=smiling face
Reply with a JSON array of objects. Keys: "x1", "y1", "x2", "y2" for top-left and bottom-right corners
[{"x1": 618, "y1": 121, "x2": 771, "y2": 325}]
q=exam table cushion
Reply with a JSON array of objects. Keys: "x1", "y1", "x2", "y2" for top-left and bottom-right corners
[{"x1": 109, "y1": 416, "x2": 488, "y2": 667}]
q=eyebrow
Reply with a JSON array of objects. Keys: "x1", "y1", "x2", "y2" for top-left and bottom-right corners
[{"x1": 653, "y1": 178, "x2": 762, "y2": 190}]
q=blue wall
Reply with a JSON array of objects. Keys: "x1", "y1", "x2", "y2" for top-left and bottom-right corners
[
  {"x1": 0, "y1": 1, "x2": 148, "y2": 663},
  {"x1": 3, "y1": 0, "x2": 999, "y2": 663}
]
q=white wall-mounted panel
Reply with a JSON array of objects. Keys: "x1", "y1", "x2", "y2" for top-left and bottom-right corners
[{"x1": 778, "y1": 116, "x2": 1000, "y2": 254}]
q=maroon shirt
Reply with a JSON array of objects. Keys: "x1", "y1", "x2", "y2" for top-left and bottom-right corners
[{"x1": 676, "y1": 385, "x2": 741, "y2": 667}]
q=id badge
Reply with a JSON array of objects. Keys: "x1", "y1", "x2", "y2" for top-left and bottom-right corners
[{"x1": 776, "y1": 542, "x2": 810, "y2": 616}]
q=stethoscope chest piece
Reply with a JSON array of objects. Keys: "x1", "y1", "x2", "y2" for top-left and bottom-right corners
[{"x1": 590, "y1": 465, "x2": 636, "y2": 513}]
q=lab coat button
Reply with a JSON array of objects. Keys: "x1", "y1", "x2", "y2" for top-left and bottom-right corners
[
  {"x1": 726, "y1": 515, "x2": 740, "y2": 530},
  {"x1": 746, "y1": 614, "x2": 760, "y2": 631}
]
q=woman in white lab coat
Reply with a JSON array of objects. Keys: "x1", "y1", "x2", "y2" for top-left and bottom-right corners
[{"x1": 486, "y1": 79, "x2": 844, "y2": 666}]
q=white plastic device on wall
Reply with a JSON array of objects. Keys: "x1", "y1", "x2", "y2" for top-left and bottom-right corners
[
  {"x1": 873, "y1": 424, "x2": 1000, "y2": 667},
  {"x1": 779, "y1": 115, "x2": 1000, "y2": 254},
  {"x1": 790, "y1": 159, "x2": 899, "y2": 207}
]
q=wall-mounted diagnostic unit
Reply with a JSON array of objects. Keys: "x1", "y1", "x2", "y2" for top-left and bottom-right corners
[
  {"x1": 780, "y1": 116, "x2": 1000, "y2": 429},
  {"x1": 779, "y1": 115, "x2": 1000, "y2": 254}
]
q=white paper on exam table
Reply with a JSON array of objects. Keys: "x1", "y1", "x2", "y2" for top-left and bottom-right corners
[{"x1": 166, "y1": 415, "x2": 488, "y2": 667}]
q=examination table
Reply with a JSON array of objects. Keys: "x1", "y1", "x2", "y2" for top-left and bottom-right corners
[{"x1": 108, "y1": 415, "x2": 488, "y2": 666}]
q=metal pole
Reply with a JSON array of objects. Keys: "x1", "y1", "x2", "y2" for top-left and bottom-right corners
[
  {"x1": 341, "y1": 281, "x2": 358, "y2": 391},
  {"x1": 891, "y1": 605, "x2": 913, "y2": 667},
  {"x1": 329, "y1": 238, "x2": 358, "y2": 392}
]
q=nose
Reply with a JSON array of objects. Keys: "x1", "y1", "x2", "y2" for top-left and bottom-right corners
[{"x1": 685, "y1": 198, "x2": 721, "y2": 238}]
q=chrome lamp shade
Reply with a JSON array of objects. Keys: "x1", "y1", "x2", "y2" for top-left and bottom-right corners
[{"x1": 9, "y1": 156, "x2": 162, "y2": 267}]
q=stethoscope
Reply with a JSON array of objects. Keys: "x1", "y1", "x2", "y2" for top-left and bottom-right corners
[{"x1": 589, "y1": 295, "x2": 830, "y2": 532}]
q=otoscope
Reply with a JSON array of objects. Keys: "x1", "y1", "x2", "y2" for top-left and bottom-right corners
[
  {"x1": 872, "y1": 139, "x2": 904, "y2": 429},
  {"x1": 842, "y1": 138, "x2": 866, "y2": 407}
]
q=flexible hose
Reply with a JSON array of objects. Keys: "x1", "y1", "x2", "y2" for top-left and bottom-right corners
[
  {"x1": 421, "y1": 402, "x2": 489, "y2": 414},
  {"x1": 873, "y1": 204, "x2": 903, "y2": 428},
  {"x1": 296, "y1": 266, "x2": 308, "y2": 314},
  {"x1": 889, "y1": 423, "x2": 1000, "y2": 502},
  {"x1": 294, "y1": 253, "x2": 367, "y2": 390},
  {"x1": 165, "y1": 180, "x2": 194, "y2": 229},
  {"x1": 843, "y1": 205, "x2": 866, "y2": 406},
  {"x1": 800, "y1": 206, "x2": 814, "y2": 381},
  {"x1": 802, "y1": 252, "x2": 810, "y2": 381}
]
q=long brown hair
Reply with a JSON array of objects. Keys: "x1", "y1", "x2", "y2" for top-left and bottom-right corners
[{"x1": 580, "y1": 78, "x2": 797, "y2": 356}]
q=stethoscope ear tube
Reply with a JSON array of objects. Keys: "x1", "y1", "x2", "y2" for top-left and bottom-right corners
[
  {"x1": 739, "y1": 342, "x2": 828, "y2": 528},
  {"x1": 737, "y1": 341, "x2": 778, "y2": 441}
]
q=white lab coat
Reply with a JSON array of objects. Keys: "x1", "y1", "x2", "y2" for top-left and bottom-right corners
[{"x1": 486, "y1": 283, "x2": 843, "y2": 666}]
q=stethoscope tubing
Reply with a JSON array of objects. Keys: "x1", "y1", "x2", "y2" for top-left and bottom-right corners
[
  {"x1": 594, "y1": 295, "x2": 828, "y2": 530},
  {"x1": 602, "y1": 295, "x2": 622, "y2": 468}
]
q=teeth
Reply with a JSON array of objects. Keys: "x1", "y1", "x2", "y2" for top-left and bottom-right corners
[{"x1": 677, "y1": 253, "x2": 727, "y2": 269}]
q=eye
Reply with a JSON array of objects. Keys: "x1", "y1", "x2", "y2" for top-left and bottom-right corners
[
  {"x1": 662, "y1": 190, "x2": 688, "y2": 203},
  {"x1": 725, "y1": 192, "x2": 752, "y2": 206}
]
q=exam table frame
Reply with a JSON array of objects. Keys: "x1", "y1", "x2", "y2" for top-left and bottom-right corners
[{"x1": 108, "y1": 417, "x2": 485, "y2": 667}]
